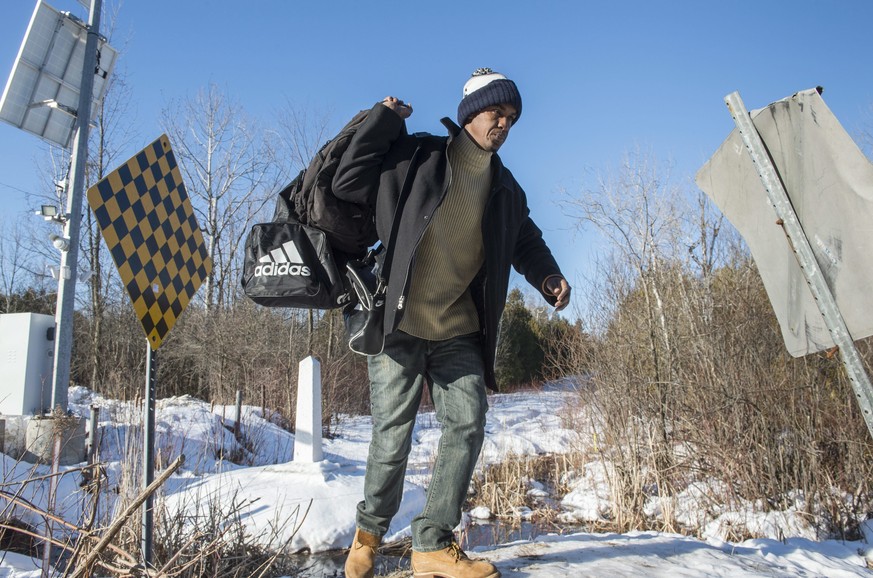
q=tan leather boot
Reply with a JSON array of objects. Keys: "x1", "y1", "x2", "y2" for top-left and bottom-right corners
[
  {"x1": 411, "y1": 542, "x2": 501, "y2": 578},
  {"x1": 344, "y1": 528, "x2": 381, "y2": 578}
]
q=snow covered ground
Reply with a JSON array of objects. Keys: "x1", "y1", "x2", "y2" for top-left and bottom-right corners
[{"x1": 0, "y1": 379, "x2": 871, "y2": 577}]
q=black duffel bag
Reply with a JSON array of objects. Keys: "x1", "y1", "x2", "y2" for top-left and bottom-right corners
[
  {"x1": 241, "y1": 221, "x2": 349, "y2": 309},
  {"x1": 344, "y1": 247, "x2": 386, "y2": 355}
]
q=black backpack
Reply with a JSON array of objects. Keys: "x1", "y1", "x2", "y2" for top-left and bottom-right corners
[
  {"x1": 241, "y1": 110, "x2": 375, "y2": 309},
  {"x1": 274, "y1": 109, "x2": 377, "y2": 257}
]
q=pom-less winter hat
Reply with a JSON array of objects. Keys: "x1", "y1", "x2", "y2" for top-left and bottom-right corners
[{"x1": 457, "y1": 68, "x2": 522, "y2": 127}]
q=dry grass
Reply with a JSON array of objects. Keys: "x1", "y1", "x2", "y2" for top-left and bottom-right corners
[{"x1": 470, "y1": 453, "x2": 581, "y2": 522}]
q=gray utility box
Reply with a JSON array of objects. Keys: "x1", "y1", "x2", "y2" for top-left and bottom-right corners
[{"x1": 0, "y1": 313, "x2": 55, "y2": 415}]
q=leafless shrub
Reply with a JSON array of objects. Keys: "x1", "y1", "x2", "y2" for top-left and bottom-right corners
[
  {"x1": 554, "y1": 150, "x2": 873, "y2": 537},
  {"x1": 152, "y1": 490, "x2": 303, "y2": 578},
  {"x1": 0, "y1": 452, "x2": 304, "y2": 577}
]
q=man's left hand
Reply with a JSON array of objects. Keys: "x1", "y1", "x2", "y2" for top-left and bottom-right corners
[{"x1": 544, "y1": 276, "x2": 571, "y2": 312}]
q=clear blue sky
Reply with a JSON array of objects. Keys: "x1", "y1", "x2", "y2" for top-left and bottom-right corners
[{"x1": 2, "y1": 0, "x2": 872, "y2": 314}]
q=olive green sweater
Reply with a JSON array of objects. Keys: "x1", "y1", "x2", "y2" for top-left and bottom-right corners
[{"x1": 398, "y1": 131, "x2": 492, "y2": 339}]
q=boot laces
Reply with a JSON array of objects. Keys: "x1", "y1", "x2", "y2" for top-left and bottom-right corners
[{"x1": 447, "y1": 542, "x2": 468, "y2": 561}]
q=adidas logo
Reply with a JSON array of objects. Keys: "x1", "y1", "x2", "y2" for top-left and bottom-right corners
[{"x1": 254, "y1": 240, "x2": 312, "y2": 278}]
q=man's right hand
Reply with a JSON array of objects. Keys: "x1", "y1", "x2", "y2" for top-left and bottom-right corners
[{"x1": 381, "y1": 96, "x2": 413, "y2": 119}]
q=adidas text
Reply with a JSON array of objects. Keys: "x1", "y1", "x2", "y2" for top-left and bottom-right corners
[{"x1": 254, "y1": 263, "x2": 311, "y2": 277}]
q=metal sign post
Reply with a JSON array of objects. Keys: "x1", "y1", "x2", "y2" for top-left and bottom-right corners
[
  {"x1": 142, "y1": 345, "x2": 157, "y2": 563},
  {"x1": 87, "y1": 135, "x2": 212, "y2": 567},
  {"x1": 724, "y1": 91, "x2": 873, "y2": 438}
]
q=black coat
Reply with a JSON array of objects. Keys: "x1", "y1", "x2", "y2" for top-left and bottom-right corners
[{"x1": 333, "y1": 104, "x2": 564, "y2": 390}]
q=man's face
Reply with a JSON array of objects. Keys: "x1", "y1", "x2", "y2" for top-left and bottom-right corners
[{"x1": 463, "y1": 103, "x2": 518, "y2": 152}]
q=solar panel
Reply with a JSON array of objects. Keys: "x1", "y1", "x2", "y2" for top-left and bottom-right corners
[{"x1": 0, "y1": 0, "x2": 117, "y2": 148}]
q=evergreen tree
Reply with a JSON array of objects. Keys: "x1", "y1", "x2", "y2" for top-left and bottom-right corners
[
  {"x1": 0, "y1": 287, "x2": 55, "y2": 315},
  {"x1": 495, "y1": 288, "x2": 544, "y2": 389}
]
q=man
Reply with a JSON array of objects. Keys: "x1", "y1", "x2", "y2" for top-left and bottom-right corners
[{"x1": 334, "y1": 68, "x2": 571, "y2": 578}]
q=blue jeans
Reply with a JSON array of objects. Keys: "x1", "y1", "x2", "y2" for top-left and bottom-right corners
[{"x1": 355, "y1": 330, "x2": 488, "y2": 552}]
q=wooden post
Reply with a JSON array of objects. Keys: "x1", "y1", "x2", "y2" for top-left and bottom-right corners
[{"x1": 234, "y1": 390, "x2": 243, "y2": 439}]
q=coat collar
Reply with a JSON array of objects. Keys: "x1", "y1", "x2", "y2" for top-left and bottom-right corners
[{"x1": 441, "y1": 116, "x2": 463, "y2": 136}]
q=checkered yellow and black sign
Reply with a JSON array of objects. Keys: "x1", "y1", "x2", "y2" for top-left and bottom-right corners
[{"x1": 87, "y1": 134, "x2": 212, "y2": 350}]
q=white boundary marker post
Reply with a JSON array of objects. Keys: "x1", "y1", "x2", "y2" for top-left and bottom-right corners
[{"x1": 294, "y1": 356, "x2": 323, "y2": 462}]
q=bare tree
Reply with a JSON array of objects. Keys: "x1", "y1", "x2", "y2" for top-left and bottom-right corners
[
  {"x1": 273, "y1": 99, "x2": 334, "y2": 179},
  {"x1": 561, "y1": 150, "x2": 684, "y2": 447},
  {"x1": 76, "y1": 64, "x2": 142, "y2": 392},
  {"x1": 161, "y1": 84, "x2": 275, "y2": 311},
  {"x1": 0, "y1": 218, "x2": 42, "y2": 312},
  {"x1": 28, "y1": 2, "x2": 143, "y2": 393}
]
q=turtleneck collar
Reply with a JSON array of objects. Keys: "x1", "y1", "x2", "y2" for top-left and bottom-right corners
[{"x1": 450, "y1": 128, "x2": 493, "y2": 172}]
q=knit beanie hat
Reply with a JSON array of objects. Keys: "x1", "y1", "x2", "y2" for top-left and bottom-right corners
[{"x1": 456, "y1": 68, "x2": 523, "y2": 127}]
